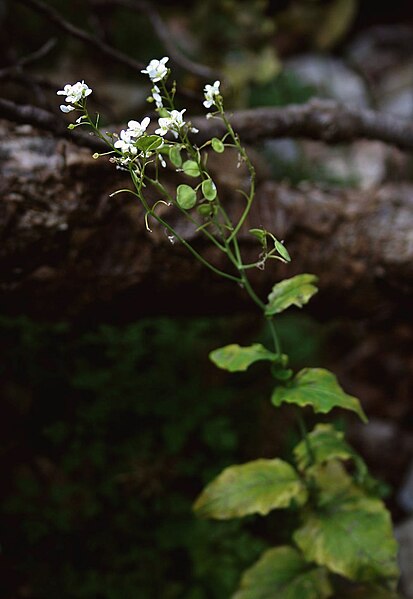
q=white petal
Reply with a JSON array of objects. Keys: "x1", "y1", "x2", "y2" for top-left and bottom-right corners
[{"x1": 60, "y1": 104, "x2": 75, "y2": 113}]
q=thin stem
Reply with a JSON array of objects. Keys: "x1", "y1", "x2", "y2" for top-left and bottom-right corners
[
  {"x1": 145, "y1": 176, "x2": 227, "y2": 253},
  {"x1": 131, "y1": 170, "x2": 242, "y2": 284},
  {"x1": 296, "y1": 411, "x2": 315, "y2": 466},
  {"x1": 267, "y1": 318, "x2": 281, "y2": 356},
  {"x1": 218, "y1": 107, "x2": 256, "y2": 244}
]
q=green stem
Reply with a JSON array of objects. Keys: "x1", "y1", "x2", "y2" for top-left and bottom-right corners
[
  {"x1": 131, "y1": 170, "x2": 242, "y2": 284},
  {"x1": 218, "y1": 107, "x2": 256, "y2": 244},
  {"x1": 145, "y1": 176, "x2": 228, "y2": 253},
  {"x1": 296, "y1": 412, "x2": 315, "y2": 466},
  {"x1": 267, "y1": 318, "x2": 281, "y2": 356}
]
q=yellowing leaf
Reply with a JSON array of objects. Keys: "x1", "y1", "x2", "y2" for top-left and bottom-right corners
[
  {"x1": 209, "y1": 343, "x2": 281, "y2": 372},
  {"x1": 294, "y1": 494, "x2": 399, "y2": 584},
  {"x1": 265, "y1": 275, "x2": 318, "y2": 317},
  {"x1": 233, "y1": 545, "x2": 332, "y2": 599},
  {"x1": 193, "y1": 459, "x2": 307, "y2": 519}
]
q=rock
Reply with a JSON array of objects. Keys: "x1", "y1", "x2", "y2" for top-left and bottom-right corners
[
  {"x1": 398, "y1": 458, "x2": 413, "y2": 513},
  {"x1": 285, "y1": 54, "x2": 370, "y2": 108},
  {"x1": 395, "y1": 518, "x2": 413, "y2": 598}
]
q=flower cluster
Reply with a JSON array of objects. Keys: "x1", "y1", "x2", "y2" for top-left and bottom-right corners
[
  {"x1": 155, "y1": 109, "x2": 187, "y2": 139},
  {"x1": 114, "y1": 117, "x2": 151, "y2": 160},
  {"x1": 141, "y1": 57, "x2": 169, "y2": 83},
  {"x1": 203, "y1": 80, "x2": 220, "y2": 109},
  {"x1": 57, "y1": 80, "x2": 92, "y2": 113}
]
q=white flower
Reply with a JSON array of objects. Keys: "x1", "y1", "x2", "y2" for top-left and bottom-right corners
[
  {"x1": 57, "y1": 80, "x2": 92, "y2": 104},
  {"x1": 127, "y1": 116, "x2": 150, "y2": 138},
  {"x1": 141, "y1": 57, "x2": 169, "y2": 82},
  {"x1": 152, "y1": 85, "x2": 163, "y2": 108},
  {"x1": 114, "y1": 129, "x2": 138, "y2": 155},
  {"x1": 155, "y1": 109, "x2": 186, "y2": 138},
  {"x1": 203, "y1": 80, "x2": 220, "y2": 108},
  {"x1": 60, "y1": 104, "x2": 75, "y2": 113}
]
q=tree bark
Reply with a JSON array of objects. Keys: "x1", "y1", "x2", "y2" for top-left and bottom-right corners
[{"x1": 1, "y1": 120, "x2": 413, "y2": 322}]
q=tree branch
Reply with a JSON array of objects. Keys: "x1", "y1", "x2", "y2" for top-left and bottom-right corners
[
  {"x1": 191, "y1": 99, "x2": 413, "y2": 151},
  {"x1": 4, "y1": 95, "x2": 413, "y2": 155},
  {"x1": 93, "y1": 0, "x2": 221, "y2": 81},
  {"x1": 0, "y1": 98, "x2": 106, "y2": 151},
  {"x1": 1, "y1": 121, "x2": 412, "y2": 320},
  {"x1": 15, "y1": 0, "x2": 145, "y2": 74},
  {"x1": 0, "y1": 38, "x2": 57, "y2": 80}
]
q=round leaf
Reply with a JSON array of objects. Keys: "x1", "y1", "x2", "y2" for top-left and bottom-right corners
[
  {"x1": 201, "y1": 178, "x2": 217, "y2": 201},
  {"x1": 233, "y1": 546, "x2": 333, "y2": 599},
  {"x1": 182, "y1": 160, "x2": 200, "y2": 177},
  {"x1": 176, "y1": 184, "x2": 197, "y2": 210},
  {"x1": 193, "y1": 458, "x2": 308, "y2": 519},
  {"x1": 211, "y1": 137, "x2": 225, "y2": 153},
  {"x1": 272, "y1": 368, "x2": 367, "y2": 423},
  {"x1": 169, "y1": 146, "x2": 182, "y2": 167}
]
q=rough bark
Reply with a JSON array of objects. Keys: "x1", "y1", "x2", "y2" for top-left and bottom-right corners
[{"x1": 1, "y1": 120, "x2": 413, "y2": 322}]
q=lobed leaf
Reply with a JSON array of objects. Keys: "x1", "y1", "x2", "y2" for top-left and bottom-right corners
[
  {"x1": 233, "y1": 545, "x2": 332, "y2": 599},
  {"x1": 272, "y1": 368, "x2": 367, "y2": 423},
  {"x1": 209, "y1": 343, "x2": 282, "y2": 372},
  {"x1": 193, "y1": 459, "x2": 307, "y2": 519},
  {"x1": 265, "y1": 274, "x2": 318, "y2": 317}
]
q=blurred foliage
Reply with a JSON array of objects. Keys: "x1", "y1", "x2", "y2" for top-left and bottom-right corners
[
  {"x1": 0, "y1": 313, "x2": 324, "y2": 598},
  {"x1": 4, "y1": 0, "x2": 361, "y2": 112}
]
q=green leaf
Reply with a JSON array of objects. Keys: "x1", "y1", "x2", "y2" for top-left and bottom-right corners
[
  {"x1": 233, "y1": 546, "x2": 333, "y2": 599},
  {"x1": 211, "y1": 137, "x2": 225, "y2": 153},
  {"x1": 182, "y1": 159, "x2": 200, "y2": 177},
  {"x1": 209, "y1": 343, "x2": 282, "y2": 372},
  {"x1": 198, "y1": 203, "x2": 213, "y2": 217},
  {"x1": 136, "y1": 134, "x2": 163, "y2": 152},
  {"x1": 201, "y1": 178, "x2": 217, "y2": 201},
  {"x1": 169, "y1": 145, "x2": 182, "y2": 167},
  {"x1": 265, "y1": 274, "x2": 318, "y2": 317},
  {"x1": 272, "y1": 368, "x2": 367, "y2": 423},
  {"x1": 273, "y1": 239, "x2": 291, "y2": 263},
  {"x1": 293, "y1": 424, "x2": 367, "y2": 480},
  {"x1": 176, "y1": 184, "x2": 197, "y2": 210},
  {"x1": 249, "y1": 228, "x2": 267, "y2": 246},
  {"x1": 294, "y1": 494, "x2": 399, "y2": 584},
  {"x1": 193, "y1": 459, "x2": 308, "y2": 519}
]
